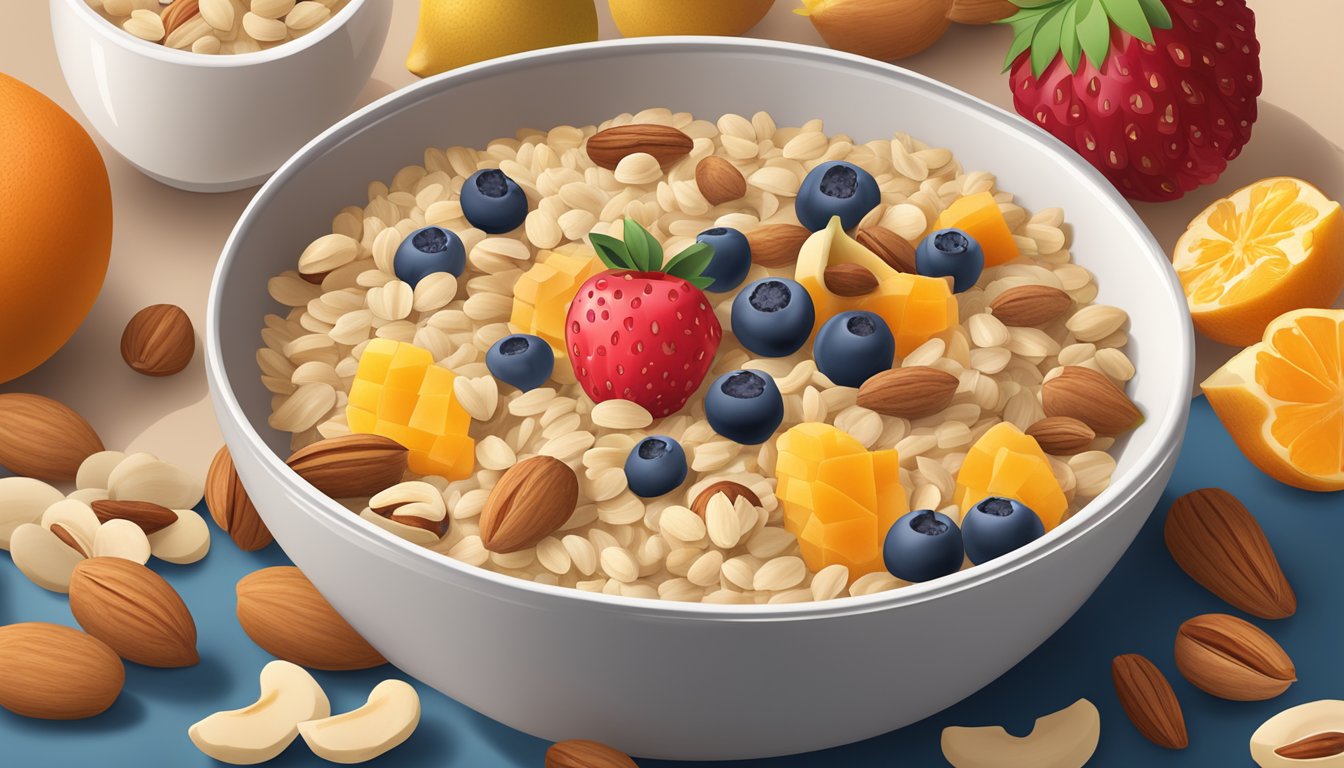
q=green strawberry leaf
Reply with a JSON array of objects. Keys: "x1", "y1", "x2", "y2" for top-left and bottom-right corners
[
  {"x1": 623, "y1": 217, "x2": 663, "y2": 272},
  {"x1": 1059, "y1": 3, "x2": 1082, "y2": 71},
  {"x1": 1030, "y1": 4, "x2": 1069, "y2": 77},
  {"x1": 1099, "y1": 0, "x2": 1155, "y2": 43},
  {"x1": 1135, "y1": 0, "x2": 1172, "y2": 29},
  {"x1": 589, "y1": 232, "x2": 636, "y2": 271},
  {"x1": 1012, "y1": 0, "x2": 1064, "y2": 8},
  {"x1": 664, "y1": 242, "x2": 716, "y2": 283},
  {"x1": 1000, "y1": 5, "x2": 1054, "y2": 70},
  {"x1": 1076, "y1": 0, "x2": 1111, "y2": 69}
]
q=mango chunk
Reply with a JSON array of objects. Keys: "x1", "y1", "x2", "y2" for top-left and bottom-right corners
[
  {"x1": 955, "y1": 422, "x2": 1067, "y2": 529},
  {"x1": 509, "y1": 244, "x2": 604, "y2": 355},
  {"x1": 935, "y1": 191, "x2": 1021, "y2": 266}
]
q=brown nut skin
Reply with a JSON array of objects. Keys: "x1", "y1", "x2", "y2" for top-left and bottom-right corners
[
  {"x1": 121, "y1": 304, "x2": 195, "y2": 377},
  {"x1": 1174, "y1": 613, "x2": 1295, "y2": 701},
  {"x1": 0, "y1": 623, "x2": 125, "y2": 720}
]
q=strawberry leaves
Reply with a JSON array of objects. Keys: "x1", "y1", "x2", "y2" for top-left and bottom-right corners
[
  {"x1": 1000, "y1": 0, "x2": 1174, "y2": 76},
  {"x1": 587, "y1": 218, "x2": 717, "y2": 290}
]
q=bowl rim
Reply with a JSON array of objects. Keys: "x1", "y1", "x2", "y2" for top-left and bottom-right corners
[
  {"x1": 207, "y1": 36, "x2": 1194, "y2": 619},
  {"x1": 57, "y1": 0, "x2": 368, "y2": 67}
]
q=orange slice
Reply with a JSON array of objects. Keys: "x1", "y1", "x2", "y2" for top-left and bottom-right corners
[
  {"x1": 1203, "y1": 308, "x2": 1344, "y2": 491},
  {"x1": 1174, "y1": 177, "x2": 1344, "y2": 347}
]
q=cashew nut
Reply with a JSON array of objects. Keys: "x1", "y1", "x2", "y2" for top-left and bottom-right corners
[
  {"x1": 107, "y1": 452, "x2": 204, "y2": 510},
  {"x1": 1252, "y1": 700, "x2": 1344, "y2": 767},
  {"x1": 146, "y1": 509, "x2": 211, "y2": 564},
  {"x1": 189, "y1": 660, "x2": 330, "y2": 765},
  {"x1": 298, "y1": 679, "x2": 421, "y2": 764},
  {"x1": 942, "y1": 699, "x2": 1100, "y2": 768},
  {"x1": 0, "y1": 477, "x2": 64, "y2": 549}
]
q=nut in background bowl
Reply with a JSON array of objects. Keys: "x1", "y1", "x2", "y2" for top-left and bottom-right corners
[{"x1": 48, "y1": 0, "x2": 393, "y2": 192}]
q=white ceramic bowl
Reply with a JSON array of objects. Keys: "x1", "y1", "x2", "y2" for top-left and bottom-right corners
[
  {"x1": 50, "y1": 0, "x2": 392, "y2": 192},
  {"x1": 207, "y1": 39, "x2": 1193, "y2": 761}
]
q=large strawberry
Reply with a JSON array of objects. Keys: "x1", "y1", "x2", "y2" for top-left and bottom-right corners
[
  {"x1": 1003, "y1": 0, "x2": 1260, "y2": 202},
  {"x1": 566, "y1": 219, "x2": 723, "y2": 417}
]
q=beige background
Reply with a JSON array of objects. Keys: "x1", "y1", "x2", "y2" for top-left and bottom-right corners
[{"x1": 1, "y1": 0, "x2": 1340, "y2": 480}]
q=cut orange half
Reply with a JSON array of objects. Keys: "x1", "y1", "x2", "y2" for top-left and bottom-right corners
[
  {"x1": 1203, "y1": 308, "x2": 1344, "y2": 491},
  {"x1": 1173, "y1": 177, "x2": 1344, "y2": 346}
]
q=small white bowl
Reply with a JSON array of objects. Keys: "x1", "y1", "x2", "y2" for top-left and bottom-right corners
[
  {"x1": 207, "y1": 39, "x2": 1193, "y2": 760},
  {"x1": 50, "y1": 0, "x2": 392, "y2": 192}
]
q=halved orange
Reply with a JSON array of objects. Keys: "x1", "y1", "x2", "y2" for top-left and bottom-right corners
[
  {"x1": 1174, "y1": 178, "x2": 1344, "y2": 346},
  {"x1": 1203, "y1": 308, "x2": 1344, "y2": 491}
]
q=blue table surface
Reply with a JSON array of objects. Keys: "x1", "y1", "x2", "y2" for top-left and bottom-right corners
[{"x1": 1, "y1": 396, "x2": 1332, "y2": 767}]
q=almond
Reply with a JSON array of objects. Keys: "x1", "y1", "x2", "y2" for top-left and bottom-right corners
[
  {"x1": 161, "y1": 0, "x2": 201, "y2": 36},
  {"x1": 855, "y1": 226, "x2": 917, "y2": 273},
  {"x1": 856, "y1": 367, "x2": 959, "y2": 419},
  {"x1": 694, "y1": 156, "x2": 747, "y2": 206},
  {"x1": 824, "y1": 263, "x2": 879, "y2": 297},
  {"x1": 90, "y1": 499, "x2": 177, "y2": 535},
  {"x1": 1041, "y1": 366, "x2": 1142, "y2": 436},
  {"x1": 1174, "y1": 613, "x2": 1295, "y2": 701},
  {"x1": 1112, "y1": 654, "x2": 1188, "y2": 750},
  {"x1": 690, "y1": 481, "x2": 762, "y2": 519},
  {"x1": 206, "y1": 445, "x2": 272, "y2": 551},
  {"x1": 0, "y1": 622, "x2": 124, "y2": 720},
  {"x1": 120, "y1": 304, "x2": 195, "y2": 377},
  {"x1": 68, "y1": 558, "x2": 198, "y2": 668},
  {"x1": 990, "y1": 285, "x2": 1074, "y2": 327},
  {"x1": 286, "y1": 434, "x2": 409, "y2": 499},
  {"x1": 480, "y1": 456, "x2": 578, "y2": 553},
  {"x1": 946, "y1": 0, "x2": 1016, "y2": 24},
  {"x1": 1276, "y1": 731, "x2": 1344, "y2": 759},
  {"x1": 545, "y1": 739, "x2": 639, "y2": 768},
  {"x1": 747, "y1": 224, "x2": 812, "y2": 268},
  {"x1": 585, "y1": 124, "x2": 692, "y2": 171},
  {"x1": 0, "y1": 393, "x2": 104, "y2": 482},
  {"x1": 236, "y1": 566, "x2": 386, "y2": 671},
  {"x1": 1025, "y1": 416, "x2": 1096, "y2": 455},
  {"x1": 50, "y1": 523, "x2": 89, "y2": 557},
  {"x1": 1165, "y1": 488, "x2": 1295, "y2": 620}
]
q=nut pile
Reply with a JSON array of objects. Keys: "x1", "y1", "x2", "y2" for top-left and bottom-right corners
[{"x1": 88, "y1": 0, "x2": 351, "y2": 55}]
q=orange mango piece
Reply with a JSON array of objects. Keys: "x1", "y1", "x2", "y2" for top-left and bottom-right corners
[
  {"x1": 954, "y1": 422, "x2": 1067, "y2": 529},
  {"x1": 935, "y1": 191, "x2": 1021, "y2": 266},
  {"x1": 510, "y1": 244, "x2": 604, "y2": 355}
]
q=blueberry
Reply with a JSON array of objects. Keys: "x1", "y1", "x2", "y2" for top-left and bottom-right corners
[
  {"x1": 796, "y1": 161, "x2": 881, "y2": 232},
  {"x1": 486, "y1": 334, "x2": 554, "y2": 391},
  {"x1": 394, "y1": 226, "x2": 466, "y2": 288},
  {"x1": 460, "y1": 169, "x2": 528, "y2": 234},
  {"x1": 705, "y1": 369, "x2": 784, "y2": 445},
  {"x1": 730, "y1": 278, "x2": 816, "y2": 358},
  {"x1": 695, "y1": 227, "x2": 752, "y2": 293},
  {"x1": 624, "y1": 436, "x2": 688, "y2": 498},
  {"x1": 961, "y1": 497, "x2": 1045, "y2": 565},
  {"x1": 916, "y1": 228, "x2": 984, "y2": 293},
  {"x1": 812, "y1": 311, "x2": 895, "y2": 388},
  {"x1": 883, "y1": 509, "x2": 965, "y2": 583}
]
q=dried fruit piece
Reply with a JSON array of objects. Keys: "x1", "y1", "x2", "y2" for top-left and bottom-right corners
[
  {"x1": 206, "y1": 445, "x2": 272, "y2": 551},
  {"x1": 694, "y1": 155, "x2": 747, "y2": 206},
  {"x1": 585, "y1": 124, "x2": 692, "y2": 170},
  {"x1": 480, "y1": 456, "x2": 579, "y2": 553},
  {"x1": 0, "y1": 622, "x2": 124, "y2": 720},
  {"x1": 1041, "y1": 366, "x2": 1142, "y2": 436},
  {"x1": 1174, "y1": 613, "x2": 1295, "y2": 701},
  {"x1": 1164, "y1": 488, "x2": 1295, "y2": 619},
  {"x1": 941, "y1": 699, "x2": 1100, "y2": 768},
  {"x1": 747, "y1": 223, "x2": 812, "y2": 268},
  {"x1": 545, "y1": 739, "x2": 639, "y2": 768},
  {"x1": 298, "y1": 679, "x2": 420, "y2": 763},
  {"x1": 823, "y1": 263, "x2": 879, "y2": 297},
  {"x1": 0, "y1": 393, "x2": 104, "y2": 482},
  {"x1": 69, "y1": 558, "x2": 199, "y2": 668},
  {"x1": 1025, "y1": 416, "x2": 1096, "y2": 455},
  {"x1": 855, "y1": 226, "x2": 917, "y2": 273},
  {"x1": 120, "y1": 304, "x2": 195, "y2": 377},
  {"x1": 236, "y1": 566, "x2": 385, "y2": 671},
  {"x1": 189, "y1": 660, "x2": 330, "y2": 764},
  {"x1": 286, "y1": 433, "x2": 410, "y2": 499},
  {"x1": 990, "y1": 285, "x2": 1074, "y2": 327},
  {"x1": 857, "y1": 367, "x2": 959, "y2": 419},
  {"x1": 1112, "y1": 653, "x2": 1188, "y2": 750}
]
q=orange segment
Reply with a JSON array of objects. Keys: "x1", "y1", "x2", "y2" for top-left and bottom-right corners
[
  {"x1": 1174, "y1": 178, "x2": 1344, "y2": 346},
  {"x1": 1203, "y1": 308, "x2": 1344, "y2": 491},
  {"x1": 955, "y1": 422, "x2": 1068, "y2": 530},
  {"x1": 935, "y1": 191, "x2": 1020, "y2": 266}
]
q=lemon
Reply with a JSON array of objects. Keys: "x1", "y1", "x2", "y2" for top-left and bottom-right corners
[
  {"x1": 407, "y1": 0, "x2": 599, "y2": 78},
  {"x1": 609, "y1": 0, "x2": 775, "y2": 37}
]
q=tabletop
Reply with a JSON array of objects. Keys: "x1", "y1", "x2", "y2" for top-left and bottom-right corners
[{"x1": 1, "y1": 1, "x2": 1341, "y2": 766}]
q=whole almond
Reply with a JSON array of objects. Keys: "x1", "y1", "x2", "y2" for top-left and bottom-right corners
[
  {"x1": 120, "y1": 304, "x2": 195, "y2": 377},
  {"x1": 946, "y1": 0, "x2": 1016, "y2": 24},
  {"x1": 1112, "y1": 654, "x2": 1188, "y2": 750},
  {"x1": 855, "y1": 226, "x2": 918, "y2": 273},
  {"x1": 1042, "y1": 366, "x2": 1142, "y2": 436},
  {"x1": 585, "y1": 124, "x2": 692, "y2": 171},
  {"x1": 286, "y1": 434, "x2": 409, "y2": 499},
  {"x1": 989, "y1": 285, "x2": 1074, "y2": 327},
  {"x1": 747, "y1": 224, "x2": 812, "y2": 268},
  {"x1": 206, "y1": 445, "x2": 272, "y2": 551},
  {"x1": 160, "y1": 0, "x2": 201, "y2": 36},
  {"x1": 856, "y1": 367, "x2": 959, "y2": 419},
  {"x1": 480, "y1": 456, "x2": 578, "y2": 553},
  {"x1": 236, "y1": 566, "x2": 385, "y2": 671},
  {"x1": 545, "y1": 739, "x2": 639, "y2": 768},
  {"x1": 695, "y1": 156, "x2": 747, "y2": 206},
  {"x1": 1165, "y1": 488, "x2": 1295, "y2": 619},
  {"x1": 1025, "y1": 416, "x2": 1096, "y2": 455},
  {"x1": 68, "y1": 558, "x2": 198, "y2": 668},
  {"x1": 824, "y1": 263, "x2": 879, "y2": 297},
  {"x1": 1174, "y1": 613, "x2": 1295, "y2": 701},
  {"x1": 0, "y1": 393, "x2": 104, "y2": 482},
  {"x1": 90, "y1": 499, "x2": 178, "y2": 535},
  {"x1": 1276, "y1": 731, "x2": 1344, "y2": 759},
  {"x1": 0, "y1": 622, "x2": 124, "y2": 720},
  {"x1": 690, "y1": 481, "x2": 762, "y2": 519}
]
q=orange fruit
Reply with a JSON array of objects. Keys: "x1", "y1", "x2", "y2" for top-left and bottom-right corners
[
  {"x1": 1174, "y1": 177, "x2": 1344, "y2": 347},
  {"x1": 1203, "y1": 308, "x2": 1344, "y2": 491},
  {"x1": 0, "y1": 74, "x2": 112, "y2": 384},
  {"x1": 935, "y1": 191, "x2": 1021, "y2": 267},
  {"x1": 954, "y1": 422, "x2": 1068, "y2": 530}
]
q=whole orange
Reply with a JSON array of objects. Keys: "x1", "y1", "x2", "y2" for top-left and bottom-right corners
[{"x1": 0, "y1": 74, "x2": 112, "y2": 384}]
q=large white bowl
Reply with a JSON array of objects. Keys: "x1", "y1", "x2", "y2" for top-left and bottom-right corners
[
  {"x1": 207, "y1": 39, "x2": 1193, "y2": 761},
  {"x1": 50, "y1": 0, "x2": 392, "y2": 192}
]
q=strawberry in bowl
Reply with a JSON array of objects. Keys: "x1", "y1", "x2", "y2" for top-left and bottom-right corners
[{"x1": 565, "y1": 219, "x2": 723, "y2": 418}]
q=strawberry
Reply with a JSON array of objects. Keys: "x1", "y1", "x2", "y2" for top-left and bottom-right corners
[
  {"x1": 1003, "y1": 0, "x2": 1260, "y2": 202},
  {"x1": 566, "y1": 219, "x2": 723, "y2": 417}
]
